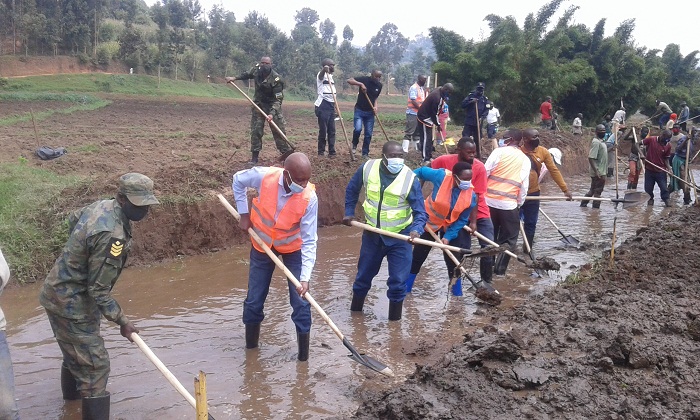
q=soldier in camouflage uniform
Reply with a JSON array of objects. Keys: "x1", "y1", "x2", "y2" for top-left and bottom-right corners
[
  {"x1": 39, "y1": 173, "x2": 159, "y2": 420},
  {"x1": 226, "y1": 56, "x2": 292, "y2": 165}
]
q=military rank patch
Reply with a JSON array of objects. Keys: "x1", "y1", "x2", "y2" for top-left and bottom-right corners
[
  {"x1": 274, "y1": 77, "x2": 279, "y2": 82},
  {"x1": 108, "y1": 238, "x2": 124, "y2": 258}
]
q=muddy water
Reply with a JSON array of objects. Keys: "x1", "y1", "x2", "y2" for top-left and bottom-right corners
[{"x1": 2, "y1": 172, "x2": 689, "y2": 419}]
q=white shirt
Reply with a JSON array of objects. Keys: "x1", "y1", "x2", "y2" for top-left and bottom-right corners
[
  {"x1": 0, "y1": 247, "x2": 9, "y2": 330},
  {"x1": 484, "y1": 145, "x2": 531, "y2": 210},
  {"x1": 232, "y1": 167, "x2": 319, "y2": 282},
  {"x1": 486, "y1": 107, "x2": 500, "y2": 124},
  {"x1": 314, "y1": 72, "x2": 335, "y2": 107},
  {"x1": 612, "y1": 109, "x2": 626, "y2": 122},
  {"x1": 573, "y1": 117, "x2": 582, "y2": 127}
]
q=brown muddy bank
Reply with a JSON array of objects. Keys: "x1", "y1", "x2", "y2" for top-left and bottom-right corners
[{"x1": 351, "y1": 206, "x2": 700, "y2": 419}]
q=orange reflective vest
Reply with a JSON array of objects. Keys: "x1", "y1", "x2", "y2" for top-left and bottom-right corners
[
  {"x1": 407, "y1": 83, "x2": 427, "y2": 113},
  {"x1": 486, "y1": 147, "x2": 526, "y2": 204},
  {"x1": 249, "y1": 168, "x2": 315, "y2": 253},
  {"x1": 425, "y1": 170, "x2": 473, "y2": 231}
]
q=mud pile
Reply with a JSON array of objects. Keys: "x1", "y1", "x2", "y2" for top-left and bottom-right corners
[{"x1": 352, "y1": 206, "x2": 700, "y2": 419}]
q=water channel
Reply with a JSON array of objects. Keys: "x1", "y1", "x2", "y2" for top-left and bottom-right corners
[{"x1": 2, "y1": 172, "x2": 684, "y2": 419}]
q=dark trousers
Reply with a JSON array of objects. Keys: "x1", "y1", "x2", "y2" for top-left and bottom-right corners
[
  {"x1": 315, "y1": 100, "x2": 336, "y2": 155},
  {"x1": 244, "y1": 247, "x2": 311, "y2": 333},
  {"x1": 410, "y1": 229, "x2": 471, "y2": 279},
  {"x1": 489, "y1": 207, "x2": 521, "y2": 251},
  {"x1": 476, "y1": 217, "x2": 495, "y2": 283},
  {"x1": 519, "y1": 191, "x2": 540, "y2": 246},
  {"x1": 353, "y1": 231, "x2": 412, "y2": 302},
  {"x1": 644, "y1": 170, "x2": 670, "y2": 201},
  {"x1": 462, "y1": 124, "x2": 482, "y2": 158},
  {"x1": 418, "y1": 119, "x2": 434, "y2": 162},
  {"x1": 581, "y1": 176, "x2": 606, "y2": 208}
]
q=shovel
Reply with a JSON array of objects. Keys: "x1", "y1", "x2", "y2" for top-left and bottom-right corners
[
  {"x1": 519, "y1": 220, "x2": 543, "y2": 277},
  {"x1": 538, "y1": 208, "x2": 580, "y2": 247},
  {"x1": 462, "y1": 226, "x2": 530, "y2": 268},
  {"x1": 362, "y1": 90, "x2": 390, "y2": 143},
  {"x1": 325, "y1": 72, "x2": 355, "y2": 161},
  {"x1": 525, "y1": 194, "x2": 644, "y2": 209},
  {"x1": 217, "y1": 195, "x2": 393, "y2": 377}
]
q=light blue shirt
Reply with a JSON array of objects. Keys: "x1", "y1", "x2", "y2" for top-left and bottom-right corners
[{"x1": 232, "y1": 167, "x2": 318, "y2": 282}]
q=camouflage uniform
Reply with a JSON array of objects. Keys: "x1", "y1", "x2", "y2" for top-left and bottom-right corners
[
  {"x1": 39, "y1": 173, "x2": 158, "y2": 398},
  {"x1": 236, "y1": 66, "x2": 290, "y2": 154}
]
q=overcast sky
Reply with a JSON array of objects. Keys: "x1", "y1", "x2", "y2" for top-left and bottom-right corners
[{"x1": 146, "y1": 0, "x2": 700, "y2": 57}]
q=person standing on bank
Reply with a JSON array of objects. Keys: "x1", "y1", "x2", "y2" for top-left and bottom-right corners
[
  {"x1": 461, "y1": 82, "x2": 489, "y2": 158},
  {"x1": 540, "y1": 96, "x2": 553, "y2": 129},
  {"x1": 343, "y1": 141, "x2": 427, "y2": 321},
  {"x1": 0, "y1": 247, "x2": 20, "y2": 420},
  {"x1": 572, "y1": 113, "x2": 583, "y2": 135},
  {"x1": 519, "y1": 128, "x2": 572, "y2": 250},
  {"x1": 232, "y1": 152, "x2": 318, "y2": 361},
  {"x1": 484, "y1": 130, "x2": 530, "y2": 274},
  {"x1": 315, "y1": 58, "x2": 337, "y2": 157},
  {"x1": 679, "y1": 101, "x2": 690, "y2": 132},
  {"x1": 39, "y1": 173, "x2": 159, "y2": 420},
  {"x1": 417, "y1": 83, "x2": 454, "y2": 164},
  {"x1": 347, "y1": 69, "x2": 383, "y2": 158},
  {"x1": 225, "y1": 56, "x2": 292, "y2": 165},
  {"x1": 402, "y1": 75, "x2": 428, "y2": 153},
  {"x1": 580, "y1": 125, "x2": 609, "y2": 208},
  {"x1": 405, "y1": 161, "x2": 477, "y2": 296}
]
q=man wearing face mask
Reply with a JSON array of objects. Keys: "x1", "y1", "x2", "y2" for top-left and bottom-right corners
[
  {"x1": 519, "y1": 128, "x2": 572, "y2": 250},
  {"x1": 461, "y1": 82, "x2": 489, "y2": 159},
  {"x1": 417, "y1": 83, "x2": 454, "y2": 164},
  {"x1": 484, "y1": 130, "x2": 530, "y2": 274},
  {"x1": 40, "y1": 173, "x2": 159, "y2": 420},
  {"x1": 405, "y1": 161, "x2": 477, "y2": 296},
  {"x1": 226, "y1": 56, "x2": 292, "y2": 165},
  {"x1": 580, "y1": 125, "x2": 609, "y2": 208},
  {"x1": 232, "y1": 152, "x2": 318, "y2": 361},
  {"x1": 642, "y1": 129, "x2": 672, "y2": 206},
  {"x1": 343, "y1": 141, "x2": 427, "y2": 321}
]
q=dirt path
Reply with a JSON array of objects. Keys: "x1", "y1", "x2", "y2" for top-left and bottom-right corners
[{"x1": 351, "y1": 206, "x2": 700, "y2": 419}]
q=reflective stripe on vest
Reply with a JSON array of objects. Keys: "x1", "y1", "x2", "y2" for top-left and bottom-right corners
[
  {"x1": 486, "y1": 147, "x2": 525, "y2": 204},
  {"x1": 425, "y1": 170, "x2": 473, "y2": 231},
  {"x1": 406, "y1": 83, "x2": 427, "y2": 113},
  {"x1": 249, "y1": 168, "x2": 314, "y2": 253},
  {"x1": 361, "y1": 159, "x2": 415, "y2": 232}
]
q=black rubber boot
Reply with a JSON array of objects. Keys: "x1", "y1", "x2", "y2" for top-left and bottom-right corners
[
  {"x1": 607, "y1": 167, "x2": 614, "y2": 177},
  {"x1": 388, "y1": 300, "x2": 403, "y2": 321},
  {"x1": 245, "y1": 323, "x2": 260, "y2": 349},
  {"x1": 297, "y1": 332, "x2": 310, "y2": 362},
  {"x1": 494, "y1": 253, "x2": 511, "y2": 275},
  {"x1": 630, "y1": 182, "x2": 637, "y2": 190},
  {"x1": 626, "y1": 182, "x2": 633, "y2": 190},
  {"x1": 61, "y1": 363, "x2": 80, "y2": 400},
  {"x1": 592, "y1": 199, "x2": 601, "y2": 209},
  {"x1": 350, "y1": 293, "x2": 365, "y2": 312},
  {"x1": 82, "y1": 392, "x2": 110, "y2": 420},
  {"x1": 249, "y1": 151, "x2": 259, "y2": 165}
]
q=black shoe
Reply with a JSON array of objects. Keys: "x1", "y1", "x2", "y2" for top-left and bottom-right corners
[
  {"x1": 494, "y1": 253, "x2": 511, "y2": 275},
  {"x1": 388, "y1": 300, "x2": 403, "y2": 321},
  {"x1": 647, "y1": 198, "x2": 654, "y2": 206},
  {"x1": 245, "y1": 323, "x2": 260, "y2": 349},
  {"x1": 663, "y1": 199, "x2": 671, "y2": 207},
  {"x1": 82, "y1": 392, "x2": 110, "y2": 420},
  {"x1": 297, "y1": 332, "x2": 310, "y2": 362},
  {"x1": 350, "y1": 293, "x2": 365, "y2": 312},
  {"x1": 580, "y1": 201, "x2": 588, "y2": 207},
  {"x1": 61, "y1": 363, "x2": 80, "y2": 400},
  {"x1": 248, "y1": 151, "x2": 259, "y2": 165}
]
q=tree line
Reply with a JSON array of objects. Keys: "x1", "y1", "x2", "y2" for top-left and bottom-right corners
[{"x1": 1, "y1": 0, "x2": 698, "y2": 124}]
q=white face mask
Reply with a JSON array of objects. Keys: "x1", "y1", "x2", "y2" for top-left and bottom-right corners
[{"x1": 383, "y1": 155, "x2": 405, "y2": 174}]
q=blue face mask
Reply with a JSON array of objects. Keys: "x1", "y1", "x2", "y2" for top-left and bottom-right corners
[
  {"x1": 285, "y1": 170, "x2": 305, "y2": 194},
  {"x1": 384, "y1": 156, "x2": 404, "y2": 174},
  {"x1": 498, "y1": 139, "x2": 507, "y2": 147},
  {"x1": 457, "y1": 180, "x2": 472, "y2": 190}
]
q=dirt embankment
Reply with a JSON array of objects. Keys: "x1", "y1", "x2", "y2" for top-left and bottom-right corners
[{"x1": 351, "y1": 207, "x2": 700, "y2": 419}]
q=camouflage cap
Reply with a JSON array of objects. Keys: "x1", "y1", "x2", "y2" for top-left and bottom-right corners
[{"x1": 118, "y1": 173, "x2": 159, "y2": 206}]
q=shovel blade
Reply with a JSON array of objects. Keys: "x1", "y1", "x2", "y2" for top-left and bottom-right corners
[
  {"x1": 343, "y1": 337, "x2": 394, "y2": 377},
  {"x1": 621, "y1": 191, "x2": 645, "y2": 209},
  {"x1": 559, "y1": 235, "x2": 580, "y2": 247}
]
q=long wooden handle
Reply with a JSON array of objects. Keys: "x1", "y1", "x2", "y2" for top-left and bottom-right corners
[
  {"x1": 227, "y1": 81, "x2": 292, "y2": 148},
  {"x1": 644, "y1": 154, "x2": 698, "y2": 190},
  {"x1": 131, "y1": 332, "x2": 197, "y2": 409},
  {"x1": 519, "y1": 221, "x2": 532, "y2": 254},
  {"x1": 362, "y1": 90, "x2": 389, "y2": 142},
  {"x1": 217, "y1": 194, "x2": 346, "y2": 342},
  {"x1": 526, "y1": 196, "x2": 612, "y2": 201},
  {"x1": 325, "y1": 72, "x2": 355, "y2": 161},
  {"x1": 462, "y1": 226, "x2": 521, "y2": 261},
  {"x1": 425, "y1": 226, "x2": 460, "y2": 265},
  {"x1": 351, "y1": 220, "x2": 471, "y2": 254},
  {"x1": 538, "y1": 208, "x2": 561, "y2": 231}
]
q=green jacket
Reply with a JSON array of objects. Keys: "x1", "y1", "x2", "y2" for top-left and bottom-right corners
[
  {"x1": 40, "y1": 199, "x2": 132, "y2": 326},
  {"x1": 236, "y1": 66, "x2": 285, "y2": 112}
]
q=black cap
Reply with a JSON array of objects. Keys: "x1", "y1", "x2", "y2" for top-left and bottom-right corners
[{"x1": 476, "y1": 82, "x2": 485, "y2": 89}]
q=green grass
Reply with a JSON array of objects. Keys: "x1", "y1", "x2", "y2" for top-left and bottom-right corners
[
  {"x1": 0, "y1": 92, "x2": 110, "y2": 126},
  {"x1": 0, "y1": 162, "x2": 86, "y2": 283}
]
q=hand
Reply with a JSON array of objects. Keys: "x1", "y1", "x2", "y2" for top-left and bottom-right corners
[
  {"x1": 266, "y1": 114, "x2": 273, "y2": 123},
  {"x1": 323, "y1": 65, "x2": 330, "y2": 74},
  {"x1": 441, "y1": 238, "x2": 450, "y2": 245},
  {"x1": 342, "y1": 216, "x2": 353, "y2": 226},
  {"x1": 469, "y1": 220, "x2": 478, "y2": 233},
  {"x1": 239, "y1": 213, "x2": 252, "y2": 231},
  {"x1": 564, "y1": 191, "x2": 573, "y2": 201},
  {"x1": 408, "y1": 231, "x2": 420, "y2": 242},
  {"x1": 120, "y1": 321, "x2": 139, "y2": 342},
  {"x1": 296, "y1": 281, "x2": 309, "y2": 297},
  {"x1": 359, "y1": 84, "x2": 366, "y2": 92},
  {"x1": 225, "y1": 76, "x2": 236, "y2": 83}
]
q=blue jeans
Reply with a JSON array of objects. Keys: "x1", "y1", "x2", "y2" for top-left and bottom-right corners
[
  {"x1": 352, "y1": 231, "x2": 412, "y2": 302},
  {"x1": 352, "y1": 109, "x2": 375, "y2": 156},
  {"x1": 487, "y1": 123, "x2": 497, "y2": 139},
  {"x1": 243, "y1": 247, "x2": 311, "y2": 333},
  {"x1": 519, "y1": 191, "x2": 540, "y2": 244},
  {"x1": 644, "y1": 170, "x2": 670, "y2": 201},
  {"x1": 476, "y1": 218, "x2": 495, "y2": 283},
  {"x1": 0, "y1": 331, "x2": 19, "y2": 420}
]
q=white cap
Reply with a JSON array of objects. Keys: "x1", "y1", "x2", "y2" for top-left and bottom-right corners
[{"x1": 548, "y1": 148, "x2": 562, "y2": 165}]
